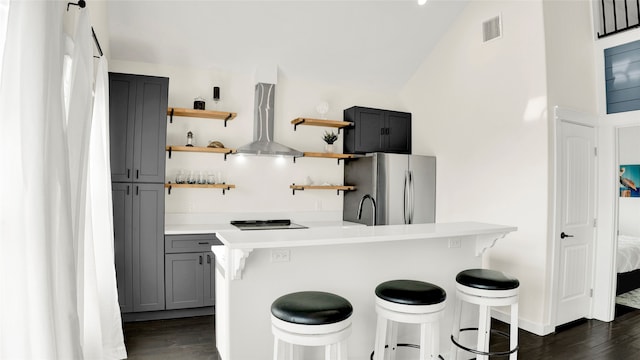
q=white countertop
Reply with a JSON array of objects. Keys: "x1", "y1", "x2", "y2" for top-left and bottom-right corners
[
  {"x1": 165, "y1": 220, "x2": 363, "y2": 235},
  {"x1": 214, "y1": 221, "x2": 517, "y2": 250}
]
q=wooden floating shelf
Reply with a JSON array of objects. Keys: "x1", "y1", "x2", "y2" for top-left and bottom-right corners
[
  {"x1": 291, "y1": 118, "x2": 352, "y2": 132},
  {"x1": 164, "y1": 183, "x2": 236, "y2": 195},
  {"x1": 289, "y1": 184, "x2": 355, "y2": 195},
  {"x1": 302, "y1": 152, "x2": 356, "y2": 159},
  {"x1": 167, "y1": 107, "x2": 237, "y2": 126},
  {"x1": 165, "y1": 145, "x2": 235, "y2": 160},
  {"x1": 293, "y1": 152, "x2": 357, "y2": 164}
]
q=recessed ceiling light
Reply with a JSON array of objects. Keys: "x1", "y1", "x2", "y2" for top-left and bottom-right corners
[{"x1": 418, "y1": 0, "x2": 427, "y2": 5}]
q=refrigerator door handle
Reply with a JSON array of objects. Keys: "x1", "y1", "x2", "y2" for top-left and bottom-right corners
[
  {"x1": 403, "y1": 170, "x2": 410, "y2": 224},
  {"x1": 408, "y1": 170, "x2": 415, "y2": 224}
]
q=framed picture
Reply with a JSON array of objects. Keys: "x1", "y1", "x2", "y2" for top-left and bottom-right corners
[{"x1": 620, "y1": 164, "x2": 640, "y2": 197}]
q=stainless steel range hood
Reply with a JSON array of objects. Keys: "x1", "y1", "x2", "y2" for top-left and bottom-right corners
[{"x1": 235, "y1": 83, "x2": 303, "y2": 157}]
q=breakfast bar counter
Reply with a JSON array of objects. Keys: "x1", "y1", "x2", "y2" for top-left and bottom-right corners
[{"x1": 211, "y1": 222, "x2": 516, "y2": 360}]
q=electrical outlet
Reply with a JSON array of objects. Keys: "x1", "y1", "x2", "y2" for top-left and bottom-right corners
[
  {"x1": 448, "y1": 238, "x2": 461, "y2": 248},
  {"x1": 271, "y1": 249, "x2": 290, "y2": 262}
]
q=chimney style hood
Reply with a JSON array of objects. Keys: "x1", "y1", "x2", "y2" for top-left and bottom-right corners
[{"x1": 235, "y1": 83, "x2": 303, "y2": 157}]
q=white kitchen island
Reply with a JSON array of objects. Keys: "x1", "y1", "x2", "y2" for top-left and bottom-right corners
[{"x1": 211, "y1": 222, "x2": 516, "y2": 360}]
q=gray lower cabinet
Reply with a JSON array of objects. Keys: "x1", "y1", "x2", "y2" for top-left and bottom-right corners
[
  {"x1": 112, "y1": 182, "x2": 165, "y2": 313},
  {"x1": 165, "y1": 234, "x2": 220, "y2": 310},
  {"x1": 112, "y1": 183, "x2": 133, "y2": 313}
]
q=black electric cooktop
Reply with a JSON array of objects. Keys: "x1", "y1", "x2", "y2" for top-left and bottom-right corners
[{"x1": 230, "y1": 219, "x2": 308, "y2": 231}]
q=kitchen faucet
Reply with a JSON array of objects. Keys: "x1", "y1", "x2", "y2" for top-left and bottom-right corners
[{"x1": 357, "y1": 194, "x2": 377, "y2": 226}]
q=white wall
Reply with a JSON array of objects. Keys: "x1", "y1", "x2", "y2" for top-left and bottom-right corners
[
  {"x1": 400, "y1": 0, "x2": 550, "y2": 333},
  {"x1": 542, "y1": 0, "x2": 598, "y2": 330},
  {"x1": 593, "y1": 27, "x2": 640, "y2": 321},
  {"x1": 108, "y1": 60, "x2": 405, "y2": 219}
]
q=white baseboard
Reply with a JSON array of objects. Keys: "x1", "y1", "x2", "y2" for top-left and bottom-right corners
[{"x1": 491, "y1": 308, "x2": 555, "y2": 336}]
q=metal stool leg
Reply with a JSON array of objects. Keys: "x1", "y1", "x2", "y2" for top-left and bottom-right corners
[
  {"x1": 388, "y1": 321, "x2": 398, "y2": 360},
  {"x1": 337, "y1": 340, "x2": 348, "y2": 360},
  {"x1": 477, "y1": 304, "x2": 490, "y2": 360},
  {"x1": 510, "y1": 302, "x2": 519, "y2": 360},
  {"x1": 450, "y1": 297, "x2": 463, "y2": 360},
  {"x1": 273, "y1": 337, "x2": 280, "y2": 360},
  {"x1": 374, "y1": 314, "x2": 388, "y2": 360},
  {"x1": 325, "y1": 343, "x2": 332, "y2": 360}
]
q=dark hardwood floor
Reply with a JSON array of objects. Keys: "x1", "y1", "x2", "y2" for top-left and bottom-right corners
[
  {"x1": 123, "y1": 315, "x2": 217, "y2": 359},
  {"x1": 123, "y1": 305, "x2": 640, "y2": 359}
]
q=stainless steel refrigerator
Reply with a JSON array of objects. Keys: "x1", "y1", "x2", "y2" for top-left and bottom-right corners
[{"x1": 343, "y1": 153, "x2": 436, "y2": 225}]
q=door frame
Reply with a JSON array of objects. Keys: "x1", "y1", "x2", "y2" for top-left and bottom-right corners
[{"x1": 549, "y1": 106, "x2": 598, "y2": 328}]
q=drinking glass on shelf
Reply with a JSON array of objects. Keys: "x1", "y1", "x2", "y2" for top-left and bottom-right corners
[
  {"x1": 197, "y1": 171, "x2": 207, "y2": 184},
  {"x1": 175, "y1": 169, "x2": 186, "y2": 184},
  {"x1": 207, "y1": 172, "x2": 216, "y2": 184},
  {"x1": 187, "y1": 171, "x2": 196, "y2": 184},
  {"x1": 216, "y1": 171, "x2": 224, "y2": 184}
]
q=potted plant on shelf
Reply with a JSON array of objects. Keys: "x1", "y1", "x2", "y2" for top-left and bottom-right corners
[{"x1": 323, "y1": 131, "x2": 338, "y2": 153}]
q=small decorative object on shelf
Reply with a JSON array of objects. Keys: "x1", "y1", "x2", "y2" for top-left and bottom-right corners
[
  {"x1": 194, "y1": 97, "x2": 205, "y2": 110},
  {"x1": 207, "y1": 140, "x2": 225, "y2": 148},
  {"x1": 323, "y1": 130, "x2": 338, "y2": 153},
  {"x1": 316, "y1": 101, "x2": 329, "y2": 119},
  {"x1": 186, "y1": 131, "x2": 194, "y2": 147}
]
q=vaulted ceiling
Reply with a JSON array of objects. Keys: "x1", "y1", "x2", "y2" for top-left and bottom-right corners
[{"x1": 107, "y1": 0, "x2": 468, "y2": 91}]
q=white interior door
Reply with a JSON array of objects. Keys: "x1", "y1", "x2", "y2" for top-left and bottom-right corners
[{"x1": 555, "y1": 120, "x2": 596, "y2": 326}]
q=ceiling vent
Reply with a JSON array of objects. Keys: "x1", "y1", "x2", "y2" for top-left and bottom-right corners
[{"x1": 482, "y1": 15, "x2": 502, "y2": 43}]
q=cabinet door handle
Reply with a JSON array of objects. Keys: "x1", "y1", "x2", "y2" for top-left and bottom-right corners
[
  {"x1": 207, "y1": 254, "x2": 211, "y2": 264},
  {"x1": 380, "y1": 128, "x2": 385, "y2": 135},
  {"x1": 127, "y1": 169, "x2": 130, "y2": 179},
  {"x1": 135, "y1": 186, "x2": 139, "y2": 196},
  {"x1": 126, "y1": 185, "x2": 130, "y2": 195},
  {"x1": 198, "y1": 242, "x2": 209, "y2": 245},
  {"x1": 199, "y1": 255, "x2": 203, "y2": 265},
  {"x1": 136, "y1": 169, "x2": 139, "y2": 179},
  {"x1": 386, "y1": 127, "x2": 391, "y2": 135}
]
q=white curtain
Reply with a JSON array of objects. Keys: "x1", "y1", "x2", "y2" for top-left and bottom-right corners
[
  {"x1": 0, "y1": 0, "x2": 82, "y2": 358},
  {"x1": 0, "y1": 1, "x2": 126, "y2": 359},
  {"x1": 87, "y1": 56, "x2": 127, "y2": 360}
]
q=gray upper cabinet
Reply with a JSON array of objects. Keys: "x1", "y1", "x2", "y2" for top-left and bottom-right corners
[
  {"x1": 343, "y1": 106, "x2": 411, "y2": 154},
  {"x1": 109, "y1": 73, "x2": 168, "y2": 183}
]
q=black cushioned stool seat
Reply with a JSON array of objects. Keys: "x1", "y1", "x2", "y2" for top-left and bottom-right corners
[
  {"x1": 375, "y1": 279, "x2": 446, "y2": 305},
  {"x1": 271, "y1": 291, "x2": 353, "y2": 325},
  {"x1": 373, "y1": 279, "x2": 447, "y2": 360},
  {"x1": 456, "y1": 269, "x2": 520, "y2": 291},
  {"x1": 270, "y1": 291, "x2": 354, "y2": 360}
]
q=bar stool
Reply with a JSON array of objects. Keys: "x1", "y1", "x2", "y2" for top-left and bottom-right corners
[
  {"x1": 271, "y1": 291, "x2": 353, "y2": 360},
  {"x1": 450, "y1": 269, "x2": 519, "y2": 360},
  {"x1": 373, "y1": 279, "x2": 446, "y2": 360}
]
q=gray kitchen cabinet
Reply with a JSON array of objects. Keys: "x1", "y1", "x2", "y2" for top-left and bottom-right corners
[
  {"x1": 112, "y1": 183, "x2": 133, "y2": 313},
  {"x1": 109, "y1": 72, "x2": 168, "y2": 184},
  {"x1": 343, "y1": 106, "x2": 411, "y2": 154},
  {"x1": 165, "y1": 234, "x2": 220, "y2": 310},
  {"x1": 112, "y1": 183, "x2": 165, "y2": 313},
  {"x1": 110, "y1": 72, "x2": 168, "y2": 315}
]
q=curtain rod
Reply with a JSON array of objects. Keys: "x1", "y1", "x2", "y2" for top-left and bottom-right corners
[{"x1": 67, "y1": 0, "x2": 104, "y2": 57}]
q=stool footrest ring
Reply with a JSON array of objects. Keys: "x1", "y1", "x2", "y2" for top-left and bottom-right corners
[
  {"x1": 369, "y1": 344, "x2": 444, "y2": 360},
  {"x1": 451, "y1": 327, "x2": 518, "y2": 357}
]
